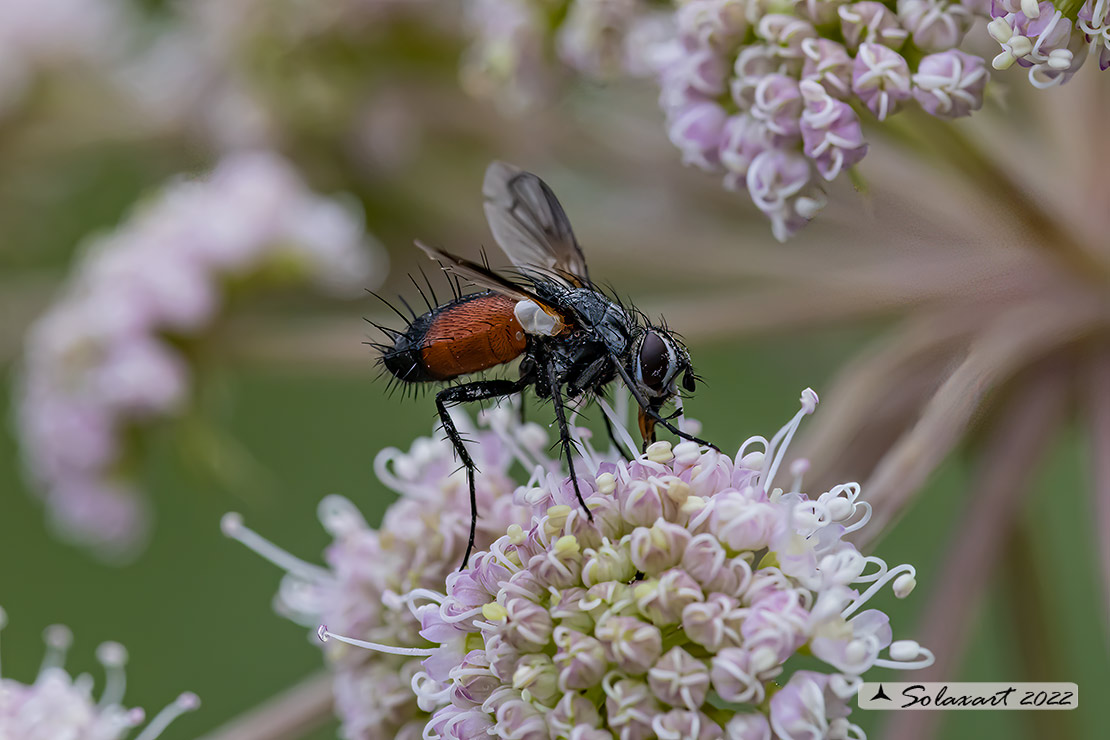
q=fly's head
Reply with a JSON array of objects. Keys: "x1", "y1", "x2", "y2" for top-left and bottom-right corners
[{"x1": 630, "y1": 325, "x2": 696, "y2": 408}]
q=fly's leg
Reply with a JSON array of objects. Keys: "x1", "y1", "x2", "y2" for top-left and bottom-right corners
[
  {"x1": 435, "y1": 379, "x2": 529, "y2": 569},
  {"x1": 610, "y1": 357, "x2": 719, "y2": 451},
  {"x1": 546, "y1": 361, "x2": 594, "y2": 521},
  {"x1": 600, "y1": 406, "x2": 634, "y2": 462}
]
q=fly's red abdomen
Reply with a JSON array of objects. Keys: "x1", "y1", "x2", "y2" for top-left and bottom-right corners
[{"x1": 381, "y1": 292, "x2": 527, "y2": 383}]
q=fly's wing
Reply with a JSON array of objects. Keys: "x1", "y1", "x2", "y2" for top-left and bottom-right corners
[
  {"x1": 483, "y1": 161, "x2": 591, "y2": 286},
  {"x1": 416, "y1": 240, "x2": 572, "y2": 335},
  {"x1": 415, "y1": 240, "x2": 535, "y2": 301}
]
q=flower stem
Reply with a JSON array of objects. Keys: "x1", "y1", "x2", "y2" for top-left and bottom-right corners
[
  {"x1": 194, "y1": 672, "x2": 334, "y2": 740},
  {"x1": 883, "y1": 113, "x2": 1110, "y2": 285},
  {"x1": 1086, "y1": 346, "x2": 1110, "y2": 639},
  {"x1": 877, "y1": 364, "x2": 1067, "y2": 740},
  {"x1": 1003, "y1": 521, "x2": 1080, "y2": 740}
]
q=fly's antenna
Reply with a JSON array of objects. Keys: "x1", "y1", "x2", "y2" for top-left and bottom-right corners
[
  {"x1": 408, "y1": 274, "x2": 434, "y2": 312},
  {"x1": 366, "y1": 289, "x2": 413, "y2": 326}
]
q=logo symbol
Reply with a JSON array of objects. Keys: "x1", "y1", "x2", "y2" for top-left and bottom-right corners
[{"x1": 870, "y1": 684, "x2": 892, "y2": 702}]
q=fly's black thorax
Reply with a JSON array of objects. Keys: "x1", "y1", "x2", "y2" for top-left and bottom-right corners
[
  {"x1": 522, "y1": 286, "x2": 632, "y2": 400},
  {"x1": 564, "y1": 288, "x2": 633, "y2": 356}
]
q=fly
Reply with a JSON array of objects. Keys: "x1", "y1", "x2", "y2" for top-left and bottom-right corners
[{"x1": 373, "y1": 162, "x2": 715, "y2": 567}]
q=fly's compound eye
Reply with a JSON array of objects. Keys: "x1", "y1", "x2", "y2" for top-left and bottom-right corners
[{"x1": 636, "y1": 330, "x2": 677, "y2": 398}]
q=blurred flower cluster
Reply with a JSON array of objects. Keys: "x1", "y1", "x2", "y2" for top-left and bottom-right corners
[
  {"x1": 0, "y1": 607, "x2": 198, "y2": 739},
  {"x1": 15, "y1": 151, "x2": 384, "y2": 559},
  {"x1": 0, "y1": 0, "x2": 126, "y2": 117},
  {"x1": 224, "y1": 405, "x2": 550, "y2": 739},
  {"x1": 461, "y1": 0, "x2": 670, "y2": 112},
  {"x1": 452, "y1": 0, "x2": 1106, "y2": 238},
  {"x1": 658, "y1": 0, "x2": 991, "y2": 239}
]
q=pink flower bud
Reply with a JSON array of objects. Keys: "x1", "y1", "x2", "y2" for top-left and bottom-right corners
[
  {"x1": 725, "y1": 713, "x2": 772, "y2": 740},
  {"x1": 756, "y1": 15, "x2": 818, "y2": 58},
  {"x1": 852, "y1": 42, "x2": 912, "y2": 120},
  {"x1": 511, "y1": 653, "x2": 559, "y2": 704},
  {"x1": 503, "y1": 597, "x2": 554, "y2": 652},
  {"x1": 801, "y1": 38, "x2": 854, "y2": 98},
  {"x1": 550, "y1": 692, "x2": 604, "y2": 736},
  {"x1": 839, "y1": 2, "x2": 909, "y2": 51},
  {"x1": 604, "y1": 677, "x2": 662, "y2": 740},
  {"x1": 682, "y1": 593, "x2": 743, "y2": 651},
  {"x1": 596, "y1": 616, "x2": 664, "y2": 674},
  {"x1": 554, "y1": 626, "x2": 609, "y2": 690},
  {"x1": 898, "y1": 0, "x2": 973, "y2": 51},
  {"x1": 710, "y1": 648, "x2": 768, "y2": 704},
  {"x1": 751, "y1": 73, "x2": 804, "y2": 142},
  {"x1": 648, "y1": 646, "x2": 711, "y2": 709},
  {"x1": 635, "y1": 569, "x2": 705, "y2": 625},
  {"x1": 630, "y1": 519, "x2": 692, "y2": 574},
  {"x1": 620, "y1": 478, "x2": 669, "y2": 527},
  {"x1": 912, "y1": 49, "x2": 988, "y2": 118},
  {"x1": 580, "y1": 539, "x2": 635, "y2": 585},
  {"x1": 653, "y1": 709, "x2": 723, "y2": 739},
  {"x1": 709, "y1": 492, "x2": 784, "y2": 552},
  {"x1": 800, "y1": 80, "x2": 868, "y2": 180},
  {"x1": 681, "y1": 533, "x2": 753, "y2": 594}
]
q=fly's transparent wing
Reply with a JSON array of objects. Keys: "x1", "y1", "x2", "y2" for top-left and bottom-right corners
[
  {"x1": 483, "y1": 161, "x2": 590, "y2": 285},
  {"x1": 416, "y1": 240, "x2": 547, "y2": 305}
]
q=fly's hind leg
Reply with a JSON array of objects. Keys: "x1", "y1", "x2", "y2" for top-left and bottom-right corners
[{"x1": 435, "y1": 378, "x2": 528, "y2": 569}]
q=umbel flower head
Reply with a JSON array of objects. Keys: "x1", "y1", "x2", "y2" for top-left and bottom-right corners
[
  {"x1": 320, "y1": 390, "x2": 933, "y2": 739},
  {"x1": 658, "y1": 0, "x2": 990, "y2": 240},
  {"x1": 15, "y1": 150, "x2": 385, "y2": 559},
  {"x1": 0, "y1": 606, "x2": 198, "y2": 739},
  {"x1": 224, "y1": 404, "x2": 547, "y2": 740}
]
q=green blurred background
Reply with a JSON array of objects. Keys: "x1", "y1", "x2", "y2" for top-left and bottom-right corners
[{"x1": 1, "y1": 3, "x2": 1107, "y2": 739}]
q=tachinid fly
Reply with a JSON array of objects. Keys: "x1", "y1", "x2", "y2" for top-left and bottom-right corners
[{"x1": 374, "y1": 162, "x2": 715, "y2": 567}]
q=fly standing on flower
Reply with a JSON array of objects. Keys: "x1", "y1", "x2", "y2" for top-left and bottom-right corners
[{"x1": 373, "y1": 161, "x2": 714, "y2": 566}]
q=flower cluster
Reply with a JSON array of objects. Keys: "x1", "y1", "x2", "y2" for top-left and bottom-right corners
[
  {"x1": 0, "y1": 607, "x2": 198, "y2": 739},
  {"x1": 327, "y1": 390, "x2": 933, "y2": 739},
  {"x1": 0, "y1": 0, "x2": 125, "y2": 115},
  {"x1": 988, "y1": 0, "x2": 1109, "y2": 86},
  {"x1": 16, "y1": 151, "x2": 384, "y2": 559},
  {"x1": 460, "y1": 0, "x2": 669, "y2": 112},
  {"x1": 660, "y1": 0, "x2": 990, "y2": 239},
  {"x1": 224, "y1": 404, "x2": 550, "y2": 740}
]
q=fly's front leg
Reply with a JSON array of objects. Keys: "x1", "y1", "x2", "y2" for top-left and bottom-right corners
[
  {"x1": 610, "y1": 356, "x2": 719, "y2": 452},
  {"x1": 600, "y1": 408, "x2": 634, "y2": 462},
  {"x1": 546, "y1": 361, "x2": 594, "y2": 521},
  {"x1": 435, "y1": 378, "x2": 528, "y2": 569}
]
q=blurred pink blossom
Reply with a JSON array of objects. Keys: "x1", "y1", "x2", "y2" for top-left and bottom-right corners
[
  {"x1": 16, "y1": 151, "x2": 385, "y2": 559},
  {"x1": 0, "y1": 607, "x2": 198, "y2": 740}
]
